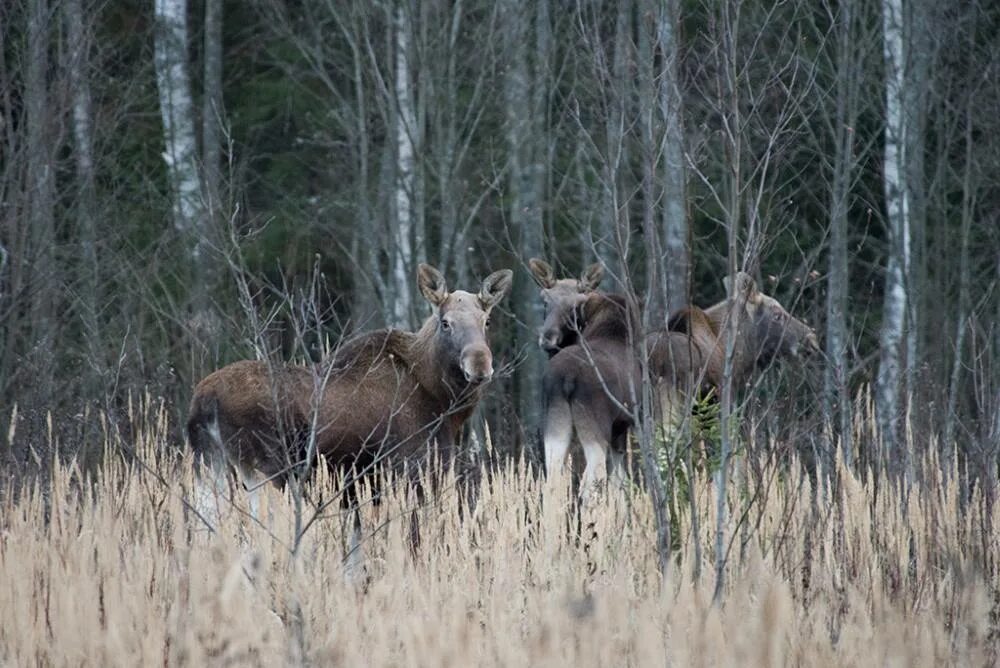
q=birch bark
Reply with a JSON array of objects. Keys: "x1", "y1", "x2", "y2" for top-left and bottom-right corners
[
  {"x1": 391, "y1": 3, "x2": 416, "y2": 328},
  {"x1": 877, "y1": 0, "x2": 911, "y2": 476},
  {"x1": 154, "y1": 0, "x2": 209, "y2": 326}
]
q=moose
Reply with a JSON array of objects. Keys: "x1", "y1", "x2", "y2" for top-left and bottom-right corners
[
  {"x1": 187, "y1": 263, "x2": 513, "y2": 523},
  {"x1": 653, "y1": 271, "x2": 820, "y2": 426},
  {"x1": 529, "y1": 258, "x2": 640, "y2": 498},
  {"x1": 529, "y1": 258, "x2": 818, "y2": 500}
]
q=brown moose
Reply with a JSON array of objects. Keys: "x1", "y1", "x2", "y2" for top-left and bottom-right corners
[
  {"x1": 653, "y1": 271, "x2": 820, "y2": 423},
  {"x1": 187, "y1": 263, "x2": 513, "y2": 520},
  {"x1": 530, "y1": 259, "x2": 818, "y2": 500}
]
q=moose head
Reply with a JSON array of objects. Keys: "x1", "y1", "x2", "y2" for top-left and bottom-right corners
[{"x1": 528, "y1": 258, "x2": 605, "y2": 357}]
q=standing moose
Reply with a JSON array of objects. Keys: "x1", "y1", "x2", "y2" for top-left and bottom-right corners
[
  {"x1": 187, "y1": 263, "x2": 513, "y2": 520},
  {"x1": 529, "y1": 258, "x2": 819, "y2": 500}
]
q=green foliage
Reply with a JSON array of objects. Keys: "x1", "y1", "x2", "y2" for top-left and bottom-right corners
[{"x1": 653, "y1": 390, "x2": 746, "y2": 552}]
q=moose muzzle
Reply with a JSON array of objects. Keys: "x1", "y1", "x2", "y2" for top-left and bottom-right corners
[{"x1": 460, "y1": 345, "x2": 494, "y2": 384}]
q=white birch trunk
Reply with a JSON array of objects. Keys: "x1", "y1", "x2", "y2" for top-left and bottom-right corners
[
  {"x1": 391, "y1": 3, "x2": 416, "y2": 329},
  {"x1": 877, "y1": 0, "x2": 911, "y2": 475},
  {"x1": 154, "y1": 0, "x2": 205, "y2": 256}
]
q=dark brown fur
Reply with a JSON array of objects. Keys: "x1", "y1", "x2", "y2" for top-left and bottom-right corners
[
  {"x1": 187, "y1": 265, "x2": 513, "y2": 492},
  {"x1": 538, "y1": 286, "x2": 644, "y2": 497}
]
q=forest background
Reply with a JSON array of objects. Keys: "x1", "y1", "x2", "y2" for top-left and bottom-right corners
[{"x1": 1, "y1": 0, "x2": 998, "y2": 497}]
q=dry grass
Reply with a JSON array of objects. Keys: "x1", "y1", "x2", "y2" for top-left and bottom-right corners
[{"x1": 1, "y1": 398, "x2": 997, "y2": 666}]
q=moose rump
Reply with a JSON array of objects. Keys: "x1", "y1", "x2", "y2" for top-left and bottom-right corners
[{"x1": 539, "y1": 292, "x2": 641, "y2": 500}]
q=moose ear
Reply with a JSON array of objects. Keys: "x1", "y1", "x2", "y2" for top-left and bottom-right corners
[
  {"x1": 417, "y1": 263, "x2": 449, "y2": 308},
  {"x1": 479, "y1": 269, "x2": 514, "y2": 311},
  {"x1": 724, "y1": 271, "x2": 760, "y2": 302},
  {"x1": 579, "y1": 262, "x2": 605, "y2": 292},
  {"x1": 528, "y1": 258, "x2": 557, "y2": 289}
]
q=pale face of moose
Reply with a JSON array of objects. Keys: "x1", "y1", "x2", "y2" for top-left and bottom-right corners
[
  {"x1": 528, "y1": 258, "x2": 605, "y2": 357},
  {"x1": 724, "y1": 271, "x2": 820, "y2": 365},
  {"x1": 418, "y1": 263, "x2": 512, "y2": 384}
]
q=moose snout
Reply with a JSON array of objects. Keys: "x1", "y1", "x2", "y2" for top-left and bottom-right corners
[
  {"x1": 461, "y1": 346, "x2": 494, "y2": 384},
  {"x1": 806, "y1": 331, "x2": 820, "y2": 352},
  {"x1": 539, "y1": 329, "x2": 562, "y2": 357},
  {"x1": 794, "y1": 329, "x2": 821, "y2": 358}
]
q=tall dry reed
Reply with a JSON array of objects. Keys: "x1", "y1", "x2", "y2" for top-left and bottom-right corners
[{"x1": 0, "y1": 396, "x2": 996, "y2": 665}]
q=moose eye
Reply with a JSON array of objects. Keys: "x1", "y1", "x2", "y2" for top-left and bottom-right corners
[
  {"x1": 485, "y1": 318, "x2": 491, "y2": 329},
  {"x1": 441, "y1": 319, "x2": 451, "y2": 331}
]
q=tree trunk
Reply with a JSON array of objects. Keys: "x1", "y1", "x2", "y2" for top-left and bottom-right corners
[
  {"x1": 824, "y1": 0, "x2": 858, "y2": 470},
  {"x1": 903, "y1": 0, "x2": 928, "y2": 417},
  {"x1": 202, "y1": 0, "x2": 223, "y2": 217},
  {"x1": 638, "y1": 1, "x2": 663, "y2": 325},
  {"x1": 877, "y1": 0, "x2": 911, "y2": 479},
  {"x1": 601, "y1": 0, "x2": 631, "y2": 281},
  {"x1": 713, "y1": 0, "x2": 743, "y2": 605},
  {"x1": 64, "y1": 0, "x2": 101, "y2": 364},
  {"x1": 26, "y1": 0, "x2": 56, "y2": 388},
  {"x1": 154, "y1": 0, "x2": 208, "y2": 316},
  {"x1": 657, "y1": 0, "x2": 688, "y2": 317},
  {"x1": 503, "y1": 0, "x2": 546, "y2": 441},
  {"x1": 943, "y1": 96, "x2": 975, "y2": 460},
  {"x1": 390, "y1": 2, "x2": 416, "y2": 328}
]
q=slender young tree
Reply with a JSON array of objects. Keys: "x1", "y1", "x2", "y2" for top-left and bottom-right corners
[
  {"x1": 823, "y1": 0, "x2": 862, "y2": 469},
  {"x1": 26, "y1": 0, "x2": 56, "y2": 385},
  {"x1": 877, "y1": 0, "x2": 912, "y2": 478},
  {"x1": 657, "y1": 0, "x2": 689, "y2": 316},
  {"x1": 153, "y1": 0, "x2": 209, "y2": 318},
  {"x1": 503, "y1": 0, "x2": 547, "y2": 437},
  {"x1": 64, "y1": 0, "x2": 101, "y2": 364},
  {"x1": 202, "y1": 0, "x2": 223, "y2": 215},
  {"x1": 390, "y1": 1, "x2": 418, "y2": 328}
]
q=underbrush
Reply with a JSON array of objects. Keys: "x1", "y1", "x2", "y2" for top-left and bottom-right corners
[{"x1": 0, "y1": 398, "x2": 996, "y2": 665}]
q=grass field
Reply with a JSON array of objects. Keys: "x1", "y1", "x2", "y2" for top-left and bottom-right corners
[{"x1": 1, "y1": 398, "x2": 997, "y2": 666}]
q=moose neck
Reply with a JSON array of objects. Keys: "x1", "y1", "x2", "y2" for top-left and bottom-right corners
[
  {"x1": 703, "y1": 298, "x2": 757, "y2": 386},
  {"x1": 578, "y1": 293, "x2": 635, "y2": 343}
]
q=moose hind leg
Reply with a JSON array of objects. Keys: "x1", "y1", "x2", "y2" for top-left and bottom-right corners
[
  {"x1": 574, "y1": 408, "x2": 611, "y2": 505},
  {"x1": 543, "y1": 395, "x2": 574, "y2": 480},
  {"x1": 608, "y1": 428, "x2": 629, "y2": 489}
]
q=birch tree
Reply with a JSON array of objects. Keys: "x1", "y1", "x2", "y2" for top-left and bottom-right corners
[
  {"x1": 154, "y1": 0, "x2": 209, "y2": 317},
  {"x1": 877, "y1": 0, "x2": 911, "y2": 476},
  {"x1": 390, "y1": 2, "x2": 418, "y2": 328}
]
